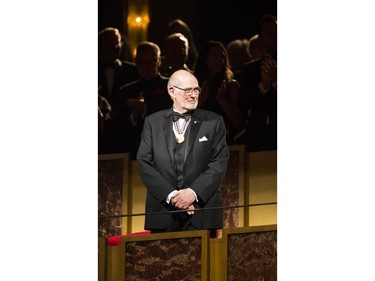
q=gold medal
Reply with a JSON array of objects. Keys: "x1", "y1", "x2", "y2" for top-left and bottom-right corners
[{"x1": 176, "y1": 136, "x2": 185, "y2": 143}]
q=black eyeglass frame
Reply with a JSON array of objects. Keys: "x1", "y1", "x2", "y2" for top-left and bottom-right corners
[{"x1": 172, "y1": 86, "x2": 201, "y2": 96}]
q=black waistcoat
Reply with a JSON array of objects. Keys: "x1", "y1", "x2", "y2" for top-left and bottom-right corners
[{"x1": 173, "y1": 124, "x2": 191, "y2": 189}]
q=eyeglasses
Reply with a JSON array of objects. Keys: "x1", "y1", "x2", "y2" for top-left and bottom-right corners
[{"x1": 172, "y1": 86, "x2": 201, "y2": 96}]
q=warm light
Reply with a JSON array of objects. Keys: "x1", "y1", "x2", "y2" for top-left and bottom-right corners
[{"x1": 127, "y1": 0, "x2": 150, "y2": 55}]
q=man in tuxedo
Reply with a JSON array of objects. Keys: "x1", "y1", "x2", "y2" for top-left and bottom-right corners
[
  {"x1": 237, "y1": 14, "x2": 277, "y2": 151},
  {"x1": 110, "y1": 42, "x2": 172, "y2": 158},
  {"x1": 159, "y1": 33, "x2": 192, "y2": 77},
  {"x1": 137, "y1": 70, "x2": 229, "y2": 237},
  {"x1": 98, "y1": 27, "x2": 140, "y2": 107},
  {"x1": 98, "y1": 27, "x2": 140, "y2": 154}
]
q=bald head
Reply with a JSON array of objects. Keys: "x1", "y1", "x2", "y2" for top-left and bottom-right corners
[
  {"x1": 168, "y1": 70, "x2": 197, "y2": 89},
  {"x1": 247, "y1": 34, "x2": 265, "y2": 60},
  {"x1": 167, "y1": 70, "x2": 199, "y2": 113}
]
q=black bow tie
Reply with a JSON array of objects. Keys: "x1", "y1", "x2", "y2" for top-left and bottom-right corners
[{"x1": 172, "y1": 112, "x2": 191, "y2": 122}]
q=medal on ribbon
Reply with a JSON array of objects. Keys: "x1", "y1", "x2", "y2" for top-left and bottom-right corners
[
  {"x1": 176, "y1": 135, "x2": 185, "y2": 143},
  {"x1": 173, "y1": 115, "x2": 190, "y2": 143}
]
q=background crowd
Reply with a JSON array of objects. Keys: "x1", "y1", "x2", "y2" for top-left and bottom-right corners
[{"x1": 98, "y1": 14, "x2": 277, "y2": 158}]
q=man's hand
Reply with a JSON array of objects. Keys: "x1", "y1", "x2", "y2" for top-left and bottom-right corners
[
  {"x1": 186, "y1": 204, "x2": 195, "y2": 215},
  {"x1": 127, "y1": 98, "x2": 145, "y2": 121},
  {"x1": 260, "y1": 54, "x2": 277, "y2": 89},
  {"x1": 171, "y1": 188, "x2": 196, "y2": 210}
]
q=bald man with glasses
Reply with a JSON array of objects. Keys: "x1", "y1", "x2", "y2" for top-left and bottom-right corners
[{"x1": 137, "y1": 70, "x2": 229, "y2": 238}]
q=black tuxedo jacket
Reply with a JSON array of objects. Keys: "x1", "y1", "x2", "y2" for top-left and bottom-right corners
[
  {"x1": 98, "y1": 60, "x2": 140, "y2": 106},
  {"x1": 238, "y1": 57, "x2": 277, "y2": 128},
  {"x1": 237, "y1": 57, "x2": 277, "y2": 151},
  {"x1": 110, "y1": 75, "x2": 172, "y2": 158},
  {"x1": 137, "y1": 108, "x2": 229, "y2": 230}
]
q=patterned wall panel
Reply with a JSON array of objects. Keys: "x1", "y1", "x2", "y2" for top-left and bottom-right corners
[
  {"x1": 120, "y1": 231, "x2": 209, "y2": 281},
  {"x1": 98, "y1": 154, "x2": 130, "y2": 238},
  {"x1": 222, "y1": 145, "x2": 245, "y2": 228},
  {"x1": 224, "y1": 225, "x2": 277, "y2": 281}
]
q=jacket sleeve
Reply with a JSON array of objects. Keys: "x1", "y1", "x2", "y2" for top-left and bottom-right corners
[
  {"x1": 136, "y1": 116, "x2": 176, "y2": 202},
  {"x1": 188, "y1": 116, "x2": 229, "y2": 203}
]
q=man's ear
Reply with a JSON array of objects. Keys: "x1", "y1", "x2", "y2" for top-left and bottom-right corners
[
  {"x1": 156, "y1": 56, "x2": 161, "y2": 67},
  {"x1": 168, "y1": 87, "x2": 176, "y2": 99}
]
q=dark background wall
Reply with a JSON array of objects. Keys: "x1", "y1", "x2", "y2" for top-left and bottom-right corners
[
  {"x1": 98, "y1": 0, "x2": 126, "y2": 33},
  {"x1": 99, "y1": 0, "x2": 276, "y2": 51}
]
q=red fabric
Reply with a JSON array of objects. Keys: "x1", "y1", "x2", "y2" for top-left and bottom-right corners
[
  {"x1": 107, "y1": 235, "x2": 121, "y2": 246},
  {"x1": 107, "y1": 231, "x2": 151, "y2": 246}
]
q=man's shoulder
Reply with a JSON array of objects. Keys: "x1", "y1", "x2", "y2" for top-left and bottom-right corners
[
  {"x1": 119, "y1": 59, "x2": 137, "y2": 69},
  {"x1": 118, "y1": 60, "x2": 140, "y2": 79},
  {"x1": 194, "y1": 108, "x2": 222, "y2": 120},
  {"x1": 119, "y1": 78, "x2": 142, "y2": 91},
  {"x1": 146, "y1": 108, "x2": 171, "y2": 119},
  {"x1": 154, "y1": 74, "x2": 169, "y2": 84},
  {"x1": 146, "y1": 108, "x2": 223, "y2": 118},
  {"x1": 243, "y1": 58, "x2": 261, "y2": 71}
]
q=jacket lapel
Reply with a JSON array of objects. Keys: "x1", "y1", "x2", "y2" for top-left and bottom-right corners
[
  {"x1": 162, "y1": 111, "x2": 175, "y2": 164},
  {"x1": 185, "y1": 113, "x2": 202, "y2": 159}
]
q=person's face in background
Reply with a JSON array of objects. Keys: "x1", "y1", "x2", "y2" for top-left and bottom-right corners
[
  {"x1": 260, "y1": 20, "x2": 277, "y2": 56},
  {"x1": 206, "y1": 45, "x2": 226, "y2": 74},
  {"x1": 135, "y1": 48, "x2": 161, "y2": 80},
  {"x1": 227, "y1": 40, "x2": 251, "y2": 72},
  {"x1": 165, "y1": 36, "x2": 188, "y2": 67},
  {"x1": 98, "y1": 31, "x2": 122, "y2": 64},
  {"x1": 248, "y1": 35, "x2": 266, "y2": 60}
]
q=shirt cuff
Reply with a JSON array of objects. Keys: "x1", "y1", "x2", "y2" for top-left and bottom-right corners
[
  {"x1": 166, "y1": 190, "x2": 178, "y2": 204},
  {"x1": 187, "y1": 188, "x2": 198, "y2": 202},
  {"x1": 258, "y1": 82, "x2": 269, "y2": 95},
  {"x1": 130, "y1": 105, "x2": 147, "y2": 126}
]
